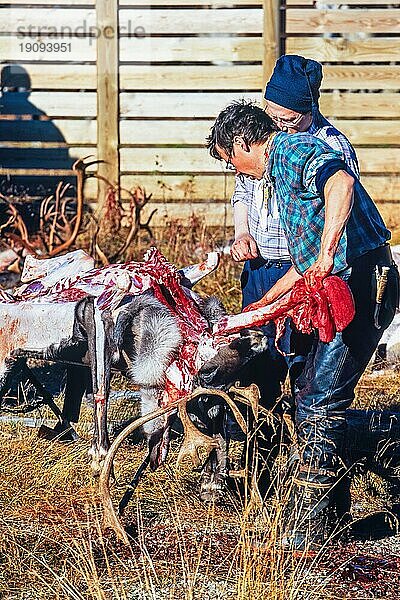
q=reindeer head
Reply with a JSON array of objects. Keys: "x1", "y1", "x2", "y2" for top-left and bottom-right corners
[{"x1": 194, "y1": 328, "x2": 268, "y2": 389}]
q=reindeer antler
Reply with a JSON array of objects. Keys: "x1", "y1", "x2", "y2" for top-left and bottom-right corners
[
  {"x1": 99, "y1": 385, "x2": 260, "y2": 544},
  {"x1": 0, "y1": 156, "x2": 95, "y2": 258},
  {"x1": 99, "y1": 399, "x2": 182, "y2": 544},
  {"x1": 46, "y1": 156, "x2": 94, "y2": 256}
]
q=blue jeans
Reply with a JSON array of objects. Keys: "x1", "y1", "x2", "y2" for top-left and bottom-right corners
[
  {"x1": 295, "y1": 246, "x2": 399, "y2": 475},
  {"x1": 241, "y1": 258, "x2": 292, "y2": 362},
  {"x1": 241, "y1": 258, "x2": 312, "y2": 401},
  {"x1": 238, "y1": 258, "x2": 291, "y2": 415}
]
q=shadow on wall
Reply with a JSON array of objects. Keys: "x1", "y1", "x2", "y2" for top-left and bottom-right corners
[{"x1": 0, "y1": 65, "x2": 77, "y2": 199}]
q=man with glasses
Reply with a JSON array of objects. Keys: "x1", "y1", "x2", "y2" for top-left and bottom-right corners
[
  {"x1": 207, "y1": 100, "x2": 399, "y2": 550},
  {"x1": 230, "y1": 55, "x2": 360, "y2": 416}
]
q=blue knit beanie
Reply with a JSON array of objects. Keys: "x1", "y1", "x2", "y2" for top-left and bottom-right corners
[{"x1": 264, "y1": 55, "x2": 323, "y2": 113}]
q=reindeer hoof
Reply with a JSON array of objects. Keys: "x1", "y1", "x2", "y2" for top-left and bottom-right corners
[
  {"x1": 199, "y1": 469, "x2": 228, "y2": 504},
  {"x1": 89, "y1": 447, "x2": 108, "y2": 477}
]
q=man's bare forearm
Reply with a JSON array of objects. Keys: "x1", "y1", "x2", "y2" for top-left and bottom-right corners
[
  {"x1": 264, "y1": 266, "x2": 301, "y2": 303},
  {"x1": 320, "y1": 170, "x2": 354, "y2": 261},
  {"x1": 231, "y1": 201, "x2": 258, "y2": 261},
  {"x1": 233, "y1": 201, "x2": 250, "y2": 238},
  {"x1": 304, "y1": 170, "x2": 354, "y2": 287}
]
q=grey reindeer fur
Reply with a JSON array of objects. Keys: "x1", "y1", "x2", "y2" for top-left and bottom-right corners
[{"x1": 114, "y1": 291, "x2": 182, "y2": 437}]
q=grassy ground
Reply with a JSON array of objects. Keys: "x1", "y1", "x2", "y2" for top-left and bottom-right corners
[
  {"x1": 1, "y1": 217, "x2": 400, "y2": 599},
  {"x1": 1, "y1": 369, "x2": 400, "y2": 600}
]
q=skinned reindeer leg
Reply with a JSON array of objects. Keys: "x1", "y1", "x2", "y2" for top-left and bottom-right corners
[{"x1": 84, "y1": 298, "x2": 112, "y2": 475}]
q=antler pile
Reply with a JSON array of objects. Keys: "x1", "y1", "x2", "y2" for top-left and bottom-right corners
[
  {"x1": 0, "y1": 157, "x2": 94, "y2": 258},
  {"x1": 90, "y1": 176, "x2": 155, "y2": 264}
]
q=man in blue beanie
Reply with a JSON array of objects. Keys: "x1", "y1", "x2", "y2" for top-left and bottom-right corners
[
  {"x1": 229, "y1": 55, "x2": 360, "y2": 496},
  {"x1": 207, "y1": 100, "x2": 399, "y2": 550}
]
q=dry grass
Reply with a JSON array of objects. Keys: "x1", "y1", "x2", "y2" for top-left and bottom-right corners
[
  {"x1": 0, "y1": 424, "x2": 331, "y2": 600},
  {"x1": 1, "y1": 365, "x2": 400, "y2": 600},
  {"x1": 1, "y1": 214, "x2": 400, "y2": 599}
]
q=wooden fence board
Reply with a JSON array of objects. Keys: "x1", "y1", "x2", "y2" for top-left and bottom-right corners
[
  {"x1": 287, "y1": 9, "x2": 400, "y2": 34},
  {"x1": 0, "y1": 1, "x2": 94, "y2": 5},
  {"x1": 118, "y1": 9, "x2": 263, "y2": 34},
  {"x1": 320, "y1": 66, "x2": 400, "y2": 90},
  {"x1": 320, "y1": 93, "x2": 400, "y2": 118},
  {"x1": 327, "y1": 121, "x2": 400, "y2": 146},
  {"x1": 120, "y1": 120, "x2": 212, "y2": 145},
  {"x1": 357, "y1": 148, "x2": 400, "y2": 174},
  {"x1": 120, "y1": 147, "x2": 222, "y2": 173},
  {"x1": 120, "y1": 145, "x2": 400, "y2": 174},
  {"x1": 0, "y1": 119, "x2": 96, "y2": 145},
  {"x1": 360, "y1": 177, "x2": 400, "y2": 202},
  {"x1": 1, "y1": 35, "x2": 96, "y2": 62},
  {"x1": 120, "y1": 174, "x2": 235, "y2": 201},
  {"x1": 120, "y1": 65, "x2": 263, "y2": 90},
  {"x1": 286, "y1": 36, "x2": 400, "y2": 63},
  {"x1": 286, "y1": 0, "x2": 398, "y2": 5},
  {"x1": 124, "y1": 65, "x2": 400, "y2": 91},
  {"x1": 119, "y1": 1, "x2": 262, "y2": 5},
  {"x1": 139, "y1": 202, "x2": 234, "y2": 227},
  {"x1": 0, "y1": 64, "x2": 97, "y2": 90},
  {"x1": 0, "y1": 9, "x2": 96, "y2": 34},
  {"x1": 1, "y1": 92, "x2": 97, "y2": 117},
  {"x1": 120, "y1": 36, "x2": 263, "y2": 63},
  {"x1": 285, "y1": 0, "x2": 316, "y2": 4},
  {"x1": 120, "y1": 92, "x2": 260, "y2": 118},
  {"x1": 120, "y1": 119, "x2": 399, "y2": 147}
]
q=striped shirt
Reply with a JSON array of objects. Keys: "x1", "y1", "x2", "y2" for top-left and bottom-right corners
[{"x1": 231, "y1": 111, "x2": 360, "y2": 260}]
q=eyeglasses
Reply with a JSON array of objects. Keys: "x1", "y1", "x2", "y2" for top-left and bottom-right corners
[
  {"x1": 266, "y1": 110, "x2": 310, "y2": 129},
  {"x1": 225, "y1": 149, "x2": 236, "y2": 171}
]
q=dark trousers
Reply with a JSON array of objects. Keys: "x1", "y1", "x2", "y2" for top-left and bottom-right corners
[{"x1": 295, "y1": 245, "x2": 400, "y2": 475}]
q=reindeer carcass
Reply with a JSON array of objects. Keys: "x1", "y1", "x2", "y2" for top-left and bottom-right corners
[{"x1": 0, "y1": 247, "x2": 265, "y2": 478}]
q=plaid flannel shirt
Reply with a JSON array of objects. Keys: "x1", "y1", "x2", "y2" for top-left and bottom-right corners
[
  {"x1": 268, "y1": 132, "x2": 390, "y2": 273},
  {"x1": 231, "y1": 111, "x2": 360, "y2": 260}
]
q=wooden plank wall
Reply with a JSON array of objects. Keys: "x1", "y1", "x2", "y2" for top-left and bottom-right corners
[
  {"x1": 0, "y1": 0, "x2": 98, "y2": 199},
  {"x1": 1, "y1": 0, "x2": 399, "y2": 227},
  {"x1": 0, "y1": 0, "x2": 264, "y2": 223},
  {"x1": 285, "y1": 0, "x2": 400, "y2": 210},
  {"x1": 117, "y1": 0, "x2": 263, "y2": 224}
]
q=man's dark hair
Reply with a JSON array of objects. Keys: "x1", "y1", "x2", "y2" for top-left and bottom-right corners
[{"x1": 206, "y1": 100, "x2": 275, "y2": 160}]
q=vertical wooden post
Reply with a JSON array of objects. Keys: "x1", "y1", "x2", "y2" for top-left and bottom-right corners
[
  {"x1": 96, "y1": 0, "x2": 119, "y2": 215},
  {"x1": 263, "y1": 0, "x2": 280, "y2": 99}
]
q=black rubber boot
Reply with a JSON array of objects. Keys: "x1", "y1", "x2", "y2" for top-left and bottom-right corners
[
  {"x1": 282, "y1": 468, "x2": 347, "y2": 552},
  {"x1": 38, "y1": 420, "x2": 79, "y2": 443}
]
